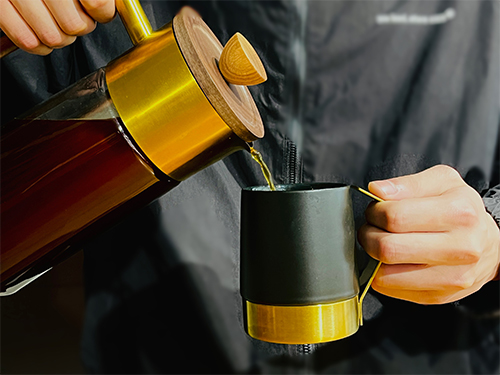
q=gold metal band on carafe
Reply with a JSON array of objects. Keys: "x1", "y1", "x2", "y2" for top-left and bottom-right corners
[
  {"x1": 105, "y1": 22, "x2": 246, "y2": 181},
  {"x1": 244, "y1": 296, "x2": 360, "y2": 344}
]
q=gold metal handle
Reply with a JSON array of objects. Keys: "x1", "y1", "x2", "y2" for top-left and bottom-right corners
[
  {"x1": 115, "y1": 0, "x2": 153, "y2": 45},
  {"x1": 352, "y1": 185, "x2": 384, "y2": 203},
  {"x1": 351, "y1": 185, "x2": 384, "y2": 326},
  {"x1": 358, "y1": 260, "x2": 382, "y2": 326}
]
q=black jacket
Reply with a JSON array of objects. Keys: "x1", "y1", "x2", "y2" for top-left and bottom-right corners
[{"x1": 2, "y1": 1, "x2": 499, "y2": 373}]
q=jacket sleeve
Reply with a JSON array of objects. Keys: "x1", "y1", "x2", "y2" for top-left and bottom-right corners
[
  {"x1": 483, "y1": 184, "x2": 500, "y2": 280},
  {"x1": 483, "y1": 184, "x2": 500, "y2": 228}
]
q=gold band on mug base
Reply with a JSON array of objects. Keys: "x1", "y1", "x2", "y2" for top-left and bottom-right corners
[{"x1": 244, "y1": 296, "x2": 360, "y2": 344}]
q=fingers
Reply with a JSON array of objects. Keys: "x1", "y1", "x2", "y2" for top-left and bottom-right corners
[
  {"x1": 361, "y1": 165, "x2": 500, "y2": 305},
  {"x1": 79, "y1": 0, "x2": 115, "y2": 24},
  {"x1": 10, "y1": 0, "x2": 76, "y2": 49},
  {"x1": 371, "y1": 263, "x2": 484, "y2": 304},
  {"x1": 0, "y1": 0, "x2": 53, "y2": 54},
  {"x1": 368, "y1": 165, "x2": 464, "y2": 201},
  {"x1": 371, "y1": 284, "x2": 474, "y2": 305},
  {"x1": 373, "y1": 263, "x2": 475, "y2": 291},
  {"x1": 44, "y1": 0, "x2": 96, "y2": 36},
  {"x1": 358, "y1": 224, "x2": 481, "y2": 265},
  {"x1": 0, "y1": 0, "x2": 116, "y2": 55},
  {"x1": 365, "y1": 186, "x2": 480, "y2": 233}
]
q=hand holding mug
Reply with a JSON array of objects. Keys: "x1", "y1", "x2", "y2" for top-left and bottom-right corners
[{"x1": 359, "y1": 165, "x2": 500, "y2": 304}]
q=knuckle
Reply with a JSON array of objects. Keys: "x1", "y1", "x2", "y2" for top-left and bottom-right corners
[
  {"x1": 60, "y1": 18, "x2": 88, "y2": 36},
  {"x1": 35, "y1": 47, "x2": 53, "y2": 56},
  {"x1": 385, "y1": 207, "x2": 406, "y2": 232},
  {"x1": 17, "y1": 32, "x2": 40, "y2": 51},
  {"x1": 406, "y1": 175, "x2": 425, "y2": 197},
  {"x1": 464, "y1": 247, "x2": 481, "y2": 263},
  {"x1": 89, "y1": 20, "x2": 97, "y2": 32},
  {"x1": 452, "y1": 243, "x2": 481, "y2": 264},
  {"x1": 372, "y1": 275, "x2": 384, "y2": 288},
  {"x1": 88, "y1": 21, "x2": 97, "y2": 32},
  {"x1": 458, "y1": 205, "x2": 478, "y2": 227},
  {"x1": 372, "y1": 274, "x2": 396, "y2": 291},
  {"x1": 434, "y1": 164, "x2": 462, "y2": 181},
  {"x1": 82, "y1": 0, "x2": 108, "y2": 11},
  {"x1": 38, "y1": 30, "x2": 64, "y2": 48},
  {"x1": 450, "y1": 198, "x2": 479, "y2": 228},
  {"x1": 377, "y1": 236, "x2": 398, "y2": 263},
  {"x1": 449, "y1": 273, "x2": 475, "y2": 290}
]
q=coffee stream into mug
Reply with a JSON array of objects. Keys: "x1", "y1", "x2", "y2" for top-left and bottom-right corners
[{"x1": 249, "y1": 146, "x2": 276, "y2": 191}]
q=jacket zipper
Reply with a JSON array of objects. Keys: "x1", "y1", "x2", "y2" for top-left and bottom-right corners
[
  {"x1": 287, "y1": 140, "x2": 298, "y2": 184},
  {"x1": 285, "y1": 141, "x2": 312, "y2": 360}
]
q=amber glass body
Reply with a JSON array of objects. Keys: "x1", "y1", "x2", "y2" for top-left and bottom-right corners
[{"x1": 0, "y1": 70, "x2": 178, "y2": 290}]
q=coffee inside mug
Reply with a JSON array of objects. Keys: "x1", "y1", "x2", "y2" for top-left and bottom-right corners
[{"x1": 246, "y1": 182, "x2": 345, "y2": 192}]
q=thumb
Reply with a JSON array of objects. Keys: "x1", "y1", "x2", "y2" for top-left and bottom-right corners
[
  {"x1": 368, "y1": 165, "x2": 465, "y2": 201},
  {"x1": 79, "y1": 0, "x2": 116, "y2": 24}
]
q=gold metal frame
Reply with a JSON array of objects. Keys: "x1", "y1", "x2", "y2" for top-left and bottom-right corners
[
  {"x1": 106, "y1": 22, "x2": 246, "y2": 181},
  {"x1": 244, "y1": 297, "x2": 360, "y2": 344},
  {"x1": 244, "y1": 261, "x2": 382, "y2": 344}
]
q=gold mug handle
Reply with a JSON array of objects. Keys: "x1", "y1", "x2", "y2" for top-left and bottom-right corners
[{"x1": 351, "y1": 186, "x2": 384, "y2": 326}]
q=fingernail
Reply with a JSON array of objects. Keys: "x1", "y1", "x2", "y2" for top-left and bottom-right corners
[{"x1": 372, "y1": 180, "x2": 398, "y2": 196}]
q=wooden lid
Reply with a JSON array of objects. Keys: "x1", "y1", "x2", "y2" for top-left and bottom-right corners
[{"x1": 173, "y1": 7, "x2": 265, "y2": 142}]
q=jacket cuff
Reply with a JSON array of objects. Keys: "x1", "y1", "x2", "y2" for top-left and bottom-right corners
[
  {"x1": 457, "y1": 184, "x2": 500, "y2": 315},
  {"x1": 483, "y1": 184, "x2": 500, "y2": 281}
]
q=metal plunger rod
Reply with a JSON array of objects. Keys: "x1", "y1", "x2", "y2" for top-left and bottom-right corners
[{"x1": 115, "y1": 0, "x2": 153, "y2": 45}]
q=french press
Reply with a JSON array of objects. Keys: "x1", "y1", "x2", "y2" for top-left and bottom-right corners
[{"x1": 0, "y1": 1, "x2": 266, "y2": 294}]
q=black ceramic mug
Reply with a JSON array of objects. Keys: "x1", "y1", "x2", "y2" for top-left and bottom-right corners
[{"x1": 240, "y1": 183, "x2": 381, "y2": 344}]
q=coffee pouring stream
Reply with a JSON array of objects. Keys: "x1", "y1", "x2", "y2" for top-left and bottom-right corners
[{"x1": 0, "y1": 1, "x2": 267, "y2": 295}]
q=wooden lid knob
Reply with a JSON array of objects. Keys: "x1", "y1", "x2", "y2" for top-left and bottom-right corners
[
  {"x1": 174, "y1": 7, "x2": 265, "y2": 141},
  {"x1": 219, "y1": 33, "x2": 267, "y2": 86}
]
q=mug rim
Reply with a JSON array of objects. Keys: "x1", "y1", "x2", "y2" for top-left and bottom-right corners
[{"x1": 243, "y1": 182, "x2": 349, "y2": 193}]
